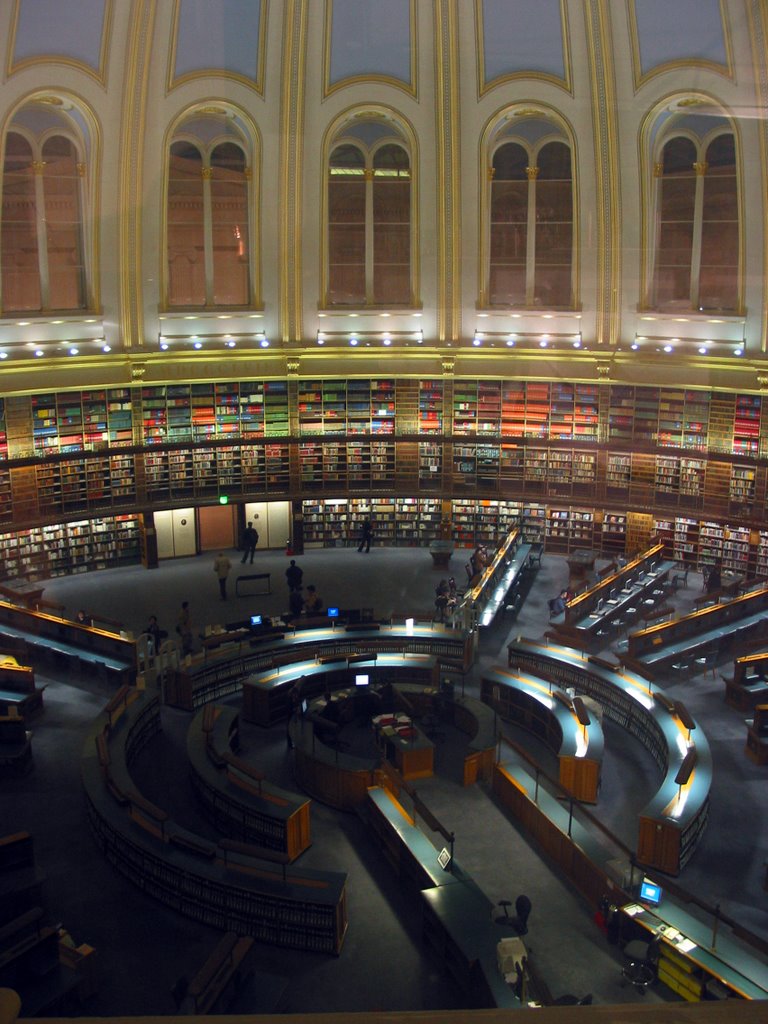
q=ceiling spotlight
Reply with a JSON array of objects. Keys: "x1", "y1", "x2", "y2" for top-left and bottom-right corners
[
  {"x1": 350, "y1": 337, "x2": 358, "y2": 346},
  {"x1": 0, "y1": 352, "x2": 8, "y2": 360},
  {"x1": 663, "y1": 345, "x2": 673, "y2": 353},
  {"x1": 193, "y1": 341, "x2": 202, "y2": 349},
  {"x1": 160, "y1": 341, "x2": 169, "y2": 351},
  {"x1": 68, "y1": 347, "x2": 79, "y2": 355},
  {"x1": 259, "y1": 338, "x2": 270, "y2": 348},
  {"x1": 101, "y1": 344, "x2": 111, "y2": 353},
  {"x1": 698, "y1": 346, "x2": 707, "y2": 355},
  {"x1": 572, "y1": 339, "x2": 581, "y2": 348},
  {"x1": 734, "y1": 346, "x2": 744, "y2": 356},
  {"x1": 506, "y1": 339, "x2": 515, "y2": 347},
  {"x1": 631, "y1": 342, "x2": 639, "y2": 350},
  {"x1": 539, "y1": 338, "x2": 548, "y2": 348},
  {"x1": 473, "y1": 337, "x2": 482, "y2": 347},
  {"x1": 383, "y1": 337, "x2": 392, "y2": 346},
  {"x1": 225, "y1": 340, "x2": 236, "y2": 348},
  {"x1": 35, "y1": 349, "x2": 44, "y2": 357}
]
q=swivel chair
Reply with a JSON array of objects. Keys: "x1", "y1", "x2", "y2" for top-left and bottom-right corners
[{"x1": 621, "y1": 934, "x2": 661, "y2": 993}]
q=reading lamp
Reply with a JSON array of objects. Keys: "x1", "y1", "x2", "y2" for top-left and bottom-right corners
[
  {"x1": 652, "y1": 691, "x2": 676, "y2": 714},
  {"x1": 572, "y1": 696, "x2": 591, "y2": 727},
  {"x1": 674, "y1": 701, "x2": 696, "y2": 736},
  {"x1": 674, "y1": 748, "x2": 696, "y2": 786}
]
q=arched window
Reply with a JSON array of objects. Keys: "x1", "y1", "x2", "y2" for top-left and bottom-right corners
[
  {"x1": 649, "y1": 113, "x2": 739, "y2": 313},
  {"x1": 1, "y1": 115, "x2": 87, "y2": 314},
  {"x1": 166, "y1": 113, "x2": 252, "y2": 309},
  {"x1": 487, "y1": 120, "x2": 574, "y2": 308},
  {"x1": 326, "y1": 118, "x2": 412, "y2": 307}
]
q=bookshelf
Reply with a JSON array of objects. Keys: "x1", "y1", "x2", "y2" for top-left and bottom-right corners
[
  {"x1": 606, "y1": 453, "x2": 631, "y2": 492},
  {"x1": 655, "y1": 456, "x2": 680, "y2": 495},
  {"x1": 679, "y1": 457, "x2": 705, "y2": 498},
  {"x1": 0, "y1": 514, "x2": 140, "y2": 579},
  {"x1": 731, "y1": 465, "x2": 756, "y2": 504},
  {"x1": 419, "y1": 442, "x2": 443, "y2": 488},
  {"x1": 683, "y1": 390, "x2": 710, "y2": 451},
  {"x1": 601, "y1": 512, "x2": 627, "y2": 556},
  {"x1": 657, "y1": 388, "x2": 685, "y2": 447},
  {"x1": 418, "y1": 380, "x2": 443, "y2": 433},
  {"x1": 698, "y1": 522, "x2": 724, "y2": 568},
  {"x1": 734, "y1": 394, "x2": 760, "y2": 456},
  {"x1": 723, "y1": 525, "x2": 750, "y2": 573},
  {"x1": 522, "y1": 504, "x2": 545, "y2": 543},
  {"x1": 673, "y1": 517, "x2": 698, "y2": 564}
]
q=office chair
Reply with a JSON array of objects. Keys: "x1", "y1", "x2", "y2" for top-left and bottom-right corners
[{"x1": 621, "y1": 933, "x2": 661, "y2": 993}]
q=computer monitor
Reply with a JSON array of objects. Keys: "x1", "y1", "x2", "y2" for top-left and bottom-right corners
[
  {"x1": 250, "y1": 614, "x2": 262, "y2": 627},
  {"x1": 639, "y1": 878, "x2": 662, "y2": 906},
  {"x1": 327, "y1": 607, "x2": 340, "y2": 619},
  {"x1": 355, "y1": 674, "x2": 369, "y2": 687}
]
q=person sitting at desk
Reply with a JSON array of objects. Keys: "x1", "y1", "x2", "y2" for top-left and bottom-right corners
[
  {"x1": 75, "y1": 609, "x2": 93, "y2": 627},
  {"x1": 705, "y1": 561, "x2": 722, "y2": 594},
  {"x1": 548, "y1": 590, "x2": 569, "y2": 617},
  {"x1": 145, "y1": 615, "x2": 168, "y2": 652},
  {"x1": 304, "y1": 584, "x2": 323, "y2": 614}
]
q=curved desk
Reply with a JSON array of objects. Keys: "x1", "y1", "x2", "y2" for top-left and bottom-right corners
[
  {"x1": 82, "y1": 686, "x2": 348, "y2": 953},
  {"x1": 505, "y1": 638, "x2": 711, "y2": 876},
  {"x1": 187, "y1": 705, "x2": 311, "y2": 861},
  {"x1": 167, "y1": 622, "x2": 472, "y2": 720},
  {"x1": 481, "y1": 667, "x2": 604, "y2": 803}
]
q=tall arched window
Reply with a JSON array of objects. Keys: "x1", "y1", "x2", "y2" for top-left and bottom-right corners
[
  {"x1": 649, "y1": 114, "x2": 739, "y2": 313},
  {"x1": 326, "y1": 118, "x2": 412, "y2": 307},
  {"x1": 166, "y1": 113, "x2": 252, "y2": 308},
  {"x1": 1, "y1": 112, "x2": 87, "y2": 314},
  {"x1": 487, "y1": 120, "x2": 574, "y2": 308}
]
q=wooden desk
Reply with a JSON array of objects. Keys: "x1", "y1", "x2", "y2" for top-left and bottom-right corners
[
  {"x1": 746, "y1": 704, "x2": 768, "y2": 765},
  {"x1": 428, "y1": 540, "x2": 454, "y2": 567},
  {"x1": 620, "y1": 900, "x2": 768, "y2": 1000},
  {"x1": 481, "y1": 667, "x2": 604, "y2": 803},
  {"x1": 506, "y1": 638, "x2": 711, "y2": 875},
  {"x1": 0, "y1": 580, "x2": 45, "y2": 609},
  {"x1": 624, "y1": 585, "x2": 768, "y2": 680},
  {"x1": 187, "y1": 705, "x2": 311, "y2": 860},
  {"x1": 723, "y1": 650, "x2": 768, "y2": 711},
  {"x1": 555, "y1": 544, "x2": 672, "y2": 647},
  {"x1": 567, "y1": 548, "x2": 596, "y2": 578},
  {"x1": 169, "y1": 622, "x2": 473, "y2": 716}
]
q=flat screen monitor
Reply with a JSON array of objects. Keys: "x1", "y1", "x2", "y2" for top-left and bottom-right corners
[
  {"x1": 355, "y1": 674, "x2": 369, "y2": 687},
  {"x1": 327, "y1": 607, "x2": 340, "y2": 619},
  {"x1": 639, "y1": 879, "x2": 662, "y2": 906},
  {"x1": 250, "y1": 614, "x2": 262, "y2": 627}
]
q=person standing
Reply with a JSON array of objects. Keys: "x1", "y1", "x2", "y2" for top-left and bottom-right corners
[
  {"x1": 357, "y1": 517, "x2": 373, "y2": 553},
  {"x1": 241, "y1": 521, "x2": 259, "y2": 564},
  {"x1": 213, "y1": 551, "x2": 232, "y2": 600},
  {"x1": 288, "y1": 586, "x2": 305, "y2": 619},
  {"x1": 176, "y1": 600, "x2": 194, "y2": 655},
  {"x1": 285, "y1": 559, "x2": 303, "y2": 591}
]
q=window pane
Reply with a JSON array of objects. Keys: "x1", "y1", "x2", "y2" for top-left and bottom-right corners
[
  {"x1": 653, "y1": 137, "x2": 696, "y2": 309},
  {"x1": 1, "y1": 133, "x2": 41, "y2": 311},
  {"x1": 210, "y1": 142, "x2": 249, "y2": 305},
  {"x1": 373, "y1": 148, "x2": 410, "y2": 305},
  {"x1": 328, "y1": 151, "x2": 365, "y2": 304},
  {"x1": 490, "y1": 143, "x2": 529, "y2": 305},
  {"x1": 699, "y1": 133, "x2": 737, "y2": 311},
  {"x1": 168, "y1": 142, "x2": 205, "y2": 306},
  {"x1": 42, "y1": 136, "x2": 85, "y2": 309},
  {"x1": 534, "y1": 144, "x2": 573, "y2": 307}
]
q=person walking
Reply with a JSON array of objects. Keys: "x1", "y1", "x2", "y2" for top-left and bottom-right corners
[
  {"x1": 357, "y1": 517, "x2": 373, "y2": 553},
  {"x1": 285, "y1": 558, "x2": 303, "y2": 591},
  {"x1": 213, "y1": 551, "x2": 232, "y2": 600},
  {"x1": 241, "y1": 521, "x2": 259, "y2": 564}
]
